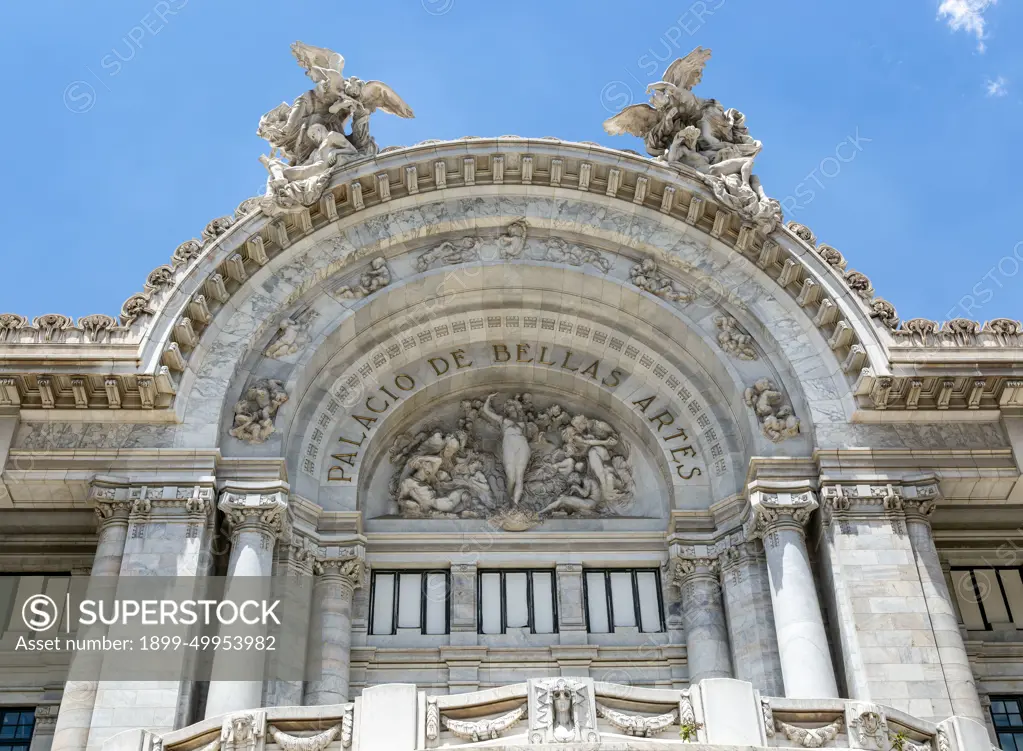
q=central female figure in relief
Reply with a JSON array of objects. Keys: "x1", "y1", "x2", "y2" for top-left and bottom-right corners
[{"x1": 481, "y1": 393, "x2": 531, "y2": 506}]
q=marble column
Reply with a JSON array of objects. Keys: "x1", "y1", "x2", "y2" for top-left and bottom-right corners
[
  {"x1": 50, "y1": 490, "x2": 130, "y2": 751},
  {"x1": 718, "y1": 540, "x2": 784, "y2": 696},
  {"x1": 669, "y1": 556, "x2": 732, "y2": 683},
  {"x1": 749, "y1": 482, "x2": 839, "y2": 698},
  {"x1": 904, "y1": 491, "x2": 985, "y2": 722},
  {"x1": 304, "y1": 556, "x2": 363, "y2": 705},
  {"x1": 204, "y1": 485, "x2": 289, "y2": 719}
]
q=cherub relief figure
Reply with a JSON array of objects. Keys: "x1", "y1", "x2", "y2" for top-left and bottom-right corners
[
  {"x1": 744, "y1": 377, "x2": 800, "y2": 442},
  {"x1": 230, "y1": 380, "x2": 289, "y2": 444}
]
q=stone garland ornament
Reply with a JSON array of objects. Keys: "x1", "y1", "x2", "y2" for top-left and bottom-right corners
[
  {"x1": 774, "y1": 716, "x2": 844, "y2": 748},
  {"x1": 335, "y1": 257, "x2": 391, "y2": 298},
  {"x1": 389, "y1": 393, "x2": 634, "y2": 531},
  {"x1": 229, "y1": 379, "x2": 289, "y2": 443},
  {"x1": 267, "y1": 725, "x2": 342, "y2": 751},
  {"x1": 595, "y1": 703, "x2": 678, "y2": 738},
  {"x1": 603, "y1": 47, "x2": 782, "y2": 234},
  {"x1": 257, "y1": 42, "x2": 414, "y2": 216},
  {"x1": 744, "y1": 378, "x2": 800, "y2": 442},
  {"x1": 629, "y1": 259, "x2": 695, "y2": 303},
  {"x1": 440, "y1": 704, "x2": 527, "y2": 742},
  {"x1": 715, "y1": 315, "x2": 758, "y2": 360},
  {"x1": 264, "y1": 310, "x2": 318, "y2": 359}
]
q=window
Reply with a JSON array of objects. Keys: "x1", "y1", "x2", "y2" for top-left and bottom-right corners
[
  {"x1": 584, "y1": 569, "x2": 664, "y2": 633},
  {"x1": 478, "y1": 570, "x2": 557, "y2": 635},
  {"x1": 369, "y1": 571, "x2": 449, "y2": 635},
  {"x1": 991, "y1": 696, "x2": 1023, "y2": 751},
  {"x1": 950, "y1": 567, "x2": 1023, "y2": 631},
  {"x1": 0, "y1": 709, "x2": 34, "y2": 751}
]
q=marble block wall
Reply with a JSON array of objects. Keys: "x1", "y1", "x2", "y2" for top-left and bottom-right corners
[{"x1": 815, "y1": 486, "x2": 953, "y2": 721}]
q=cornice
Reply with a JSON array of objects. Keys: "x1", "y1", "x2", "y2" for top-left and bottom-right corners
[{"x1": 0, "y1": 138, "x2": 1018, "y2": 416}]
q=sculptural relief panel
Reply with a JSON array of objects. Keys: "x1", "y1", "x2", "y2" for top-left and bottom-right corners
[{"x1": 378, "y1": 391, "x2": 650, "y2": 530}]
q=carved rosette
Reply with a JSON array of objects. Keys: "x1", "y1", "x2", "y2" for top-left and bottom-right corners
[
  {"x1": 218, "y1": 489, "x2": 289, "y2": 541},
  {"x1": 748, "y1": 484, "x2": 819, "y2": 543}
]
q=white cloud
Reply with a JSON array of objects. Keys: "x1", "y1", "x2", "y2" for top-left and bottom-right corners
[
  {"x1": 986, "y1": 76, "x2": 1008, "y2": 96},
  {"x1": 938, "y1": 0, "x2": 997, "y2": 51}
]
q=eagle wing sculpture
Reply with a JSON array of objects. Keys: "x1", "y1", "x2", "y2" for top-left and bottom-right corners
[
  {"x1": 361, "y1": 80, "x2": 415, "y2": 118},
  {"x1": 291, "y1": 41, "x2": 345, "y2": 78},
  {"x1": 602, "y1": 103, "x2": 660, "y2": 137},
  {"x1": 662, "y1": 46, "x2": 712, "y2": 90}
]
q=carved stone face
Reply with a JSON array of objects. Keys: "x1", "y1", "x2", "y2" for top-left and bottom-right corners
[{"x1": 553, "y1": 689, "x2": 572, "y2": 725}]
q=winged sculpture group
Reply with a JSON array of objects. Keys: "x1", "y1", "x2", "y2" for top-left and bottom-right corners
[
  {"x1": 603, "y1": 47, "x2": 782, "y2": 233},
  {"x1": 255, "y1": 43, "x2": 780, "y2": 232},
  {"x1": 256, "y1": 42, "x2": 414, "y2": 215}
]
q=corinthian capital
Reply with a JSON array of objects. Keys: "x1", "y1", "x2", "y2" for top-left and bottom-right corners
[
  {"x1": 669, "y1": 556, "x2": 719, "y2": 588},
  {"x1": 218, "y1": 483, "x2": 290, "y2": 540},
  {"x1": 313, "y1": 557, "x2": 365, "y2": 589},
  {"x1": 747, "y1": 480, "x2": 819, "y2": 540}
]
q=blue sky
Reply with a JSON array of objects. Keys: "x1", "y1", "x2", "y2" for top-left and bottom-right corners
[{"x1": 0, "y1": 0, "x2": 1019, "y2": 323}]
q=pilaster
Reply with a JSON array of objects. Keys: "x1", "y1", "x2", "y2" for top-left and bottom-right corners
[
  {"x1": 83, "y1": 476, "x2": 217, "y2": 751},
  {"x1": 555, "y1": 564, "x2": 587, "y2": 645},
  {"x1": 815, "y1": 475, "x2": 983, "y2": 722},
  {"x1": 449, "y1": 563, "x2": 478, "y2": 646}
]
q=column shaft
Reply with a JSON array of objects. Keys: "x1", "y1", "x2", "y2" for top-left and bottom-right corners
[
  {"x1": 50, "y1": 500, "x2": 129, "y2": 751},
  {"x1": 763, "y1": 525, "x2": 838, "y2": 697},
  {"x1": 204, "y1": 489, "x2": 287, "y2": 719},
  {"x1": 304, "y1": 561, "x2": 359, "y2": 705},
  {"x1": 719, "y1": 542, "x2": 784, "y2": 695},
  {"x1": 750, "y1": 485, "x2": 839, "y2": 699},
  {"x1": 671, "y1": 558, "x2": 732, "y2": 683}
]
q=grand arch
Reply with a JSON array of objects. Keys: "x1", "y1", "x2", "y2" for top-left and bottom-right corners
[{"x1": 2, "y1": 43, "x2": 1021, "y2": 751}]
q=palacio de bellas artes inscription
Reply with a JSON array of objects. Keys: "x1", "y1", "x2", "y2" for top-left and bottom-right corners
[{"x1": 2, "y1": 30, "x2": 1023, "y2": 751}]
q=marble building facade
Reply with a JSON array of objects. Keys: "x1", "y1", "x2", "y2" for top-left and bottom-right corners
[{"x1": 1, "y1": 43, "x2": 1022, "y2": 751}]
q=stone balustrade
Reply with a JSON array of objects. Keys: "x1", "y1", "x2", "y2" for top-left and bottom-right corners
[{"x1": 103, "y1": 678, "x2": 995, "y2": 751}]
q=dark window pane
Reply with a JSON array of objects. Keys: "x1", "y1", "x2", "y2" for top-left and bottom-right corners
[
  {"x1": 998, "y1": 733, "x2": 1016, "y2": 751},
  {"x1": 0, "y1": 728, "x2": 15, "y2": 740},
  {"x1": 995, "y1": 702, "x2": 1007, "y2": 713}
]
